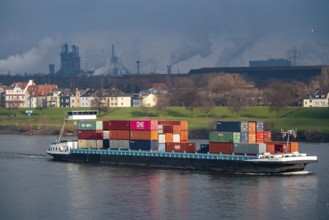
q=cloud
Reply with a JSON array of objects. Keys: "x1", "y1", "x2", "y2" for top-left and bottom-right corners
[{"x1": 0, "y1": 37, "x2": 58, "y2": 74}]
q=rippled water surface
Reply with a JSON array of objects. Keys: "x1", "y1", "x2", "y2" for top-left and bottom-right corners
[{"x1": 0, "y1": 134, "x2": 328, "y2": 220}]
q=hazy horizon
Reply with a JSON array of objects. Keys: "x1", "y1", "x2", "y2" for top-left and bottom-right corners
[{"x1": 1, "y1": 0, "x2": 328, "y2": 75}]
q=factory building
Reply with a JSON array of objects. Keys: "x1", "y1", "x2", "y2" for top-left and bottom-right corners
[{"x1": 57, "y1": 43, "x2": 81, "y2": 76}]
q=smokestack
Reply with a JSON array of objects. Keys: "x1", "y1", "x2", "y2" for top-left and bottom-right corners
[
  {"x1": 167, "y1": 65, "x2": 172, "y2": 74},
  {"x1": 136, "y1": 61, "x2": 140, "y2": 74},
  {"x1": 49, "y1": 64, "x2": 55, "y2": 75}
]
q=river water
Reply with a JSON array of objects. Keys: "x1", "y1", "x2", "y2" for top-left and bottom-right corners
[{"x1": 0, "y1": 134, "x2": 328, "y2": 220}]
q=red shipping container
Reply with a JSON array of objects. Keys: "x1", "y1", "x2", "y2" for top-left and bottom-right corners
[
  {"x1": 263, "y1": 131, "x2": 272, "y2": 142},
  {"x1": 256, "y1": 131, "x2": 264, "y2": 143},
  {"x1": 158, "y1": 120, "x2": 188, "y2": 131},
  {"x1": 108, "y1": 120, "x2": 130, "y2": 130},
  {"x1": 209, "y1": 142, "x2": 233, "y2": 154},
  {"x1": 165, "y1": 142, "x2": 196, "y2": 153},
  {"x1": 163, "y1": 125, "x2": 173, "y2": 133},
  {"x1": 103, "y1": 120, "x2": 110, "y2": 130},
  {"x1": 78, "y1": 130, "x2": 103, "y2": 140},
  {"x1": 130, "y1": 120, "x2": 158, "y2": 131},
  {"x1": 109, "y1": 130, "x2": 130, "y2": 140}
]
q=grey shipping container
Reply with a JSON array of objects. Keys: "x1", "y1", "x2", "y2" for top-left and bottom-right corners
[
  {"x1": 233, "y1": 143, "x2": 266, "y2": 155},
  {"x1": 109, "y1": 140, "x2": 130, "y2": 149},
  {"x1": 78, "y1": 120, "x2": 103, "y2": 130}
]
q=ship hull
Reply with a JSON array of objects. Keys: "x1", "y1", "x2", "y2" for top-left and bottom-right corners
[{"x1": 48, "y1": 151, "x2": 309, "y2": 174}]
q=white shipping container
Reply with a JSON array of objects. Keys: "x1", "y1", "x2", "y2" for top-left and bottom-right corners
[
  {"x1": 78, "y1": 139, "x2": 98, "y2": 149},
  {"x1": 158, "y1": 143, "x2": 166, "y2": 152},
  {"x1": 158, "y1": 134, "x2": 166, "y2": 144},
  {"x1": 103, "y1": 130, "x2": 110, "y2": 140},
  {"x1": 173, "y1": 134, "x2": 181, "y2": 143},
  {"x1": 96, "y1": 140, "x2": 103, "y2": 148}
]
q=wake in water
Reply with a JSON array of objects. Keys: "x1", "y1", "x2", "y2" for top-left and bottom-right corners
[
  {"x1": 0, "y1": 152, "x2": 51, "y2": 160},
  {"x1": 239, "y1": 171, "x2": 311, "y2": 176}
]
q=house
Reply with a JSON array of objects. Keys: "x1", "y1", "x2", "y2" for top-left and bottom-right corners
[
  {"x1": 5, "y1": 80, "x2": 35, "y2": 108},
  {"x1": 104, "y1": 88, "x2": 131, "y2": 108},
  {"x1": 80, "y1": 89, "x2": 96, "y2": 108},
  {"x1": 70, "y1": 88, "x2": 83, "y2": 108},
  {"x1": 28, "y1": 84, "x2": 58, "y2": 108},
  {"x1": 142, "y1": 93, "x2": 157, "y2": 107},
  {"x1": 150, "y1": 83, "x2": 168, "y2": 94},
  {"x1": 303, "y1": 89, "x2": 329, "y2": 107},
  {"x1": 47, "y1": 90, "x2": 62, "y2": 107}
]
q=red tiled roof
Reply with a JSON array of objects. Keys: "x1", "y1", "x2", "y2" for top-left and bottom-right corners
[
  {"x1": 151, "y1": 83, "x2": 168, "y2": 90},
  {"x1": 28, "y1": 85, "x2": 58, "y2": 97}
]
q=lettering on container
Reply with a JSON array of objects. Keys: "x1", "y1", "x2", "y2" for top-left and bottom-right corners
[{"x1": 136, "y1": 122, "x2": 145, "y2": 128}]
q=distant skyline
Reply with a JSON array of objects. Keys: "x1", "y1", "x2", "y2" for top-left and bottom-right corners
[{"x1": 0, "y1": 0, "x2": 328, "y2": 75}]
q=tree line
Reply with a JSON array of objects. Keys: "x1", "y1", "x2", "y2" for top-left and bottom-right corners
[{"x1": 1, "y1": 67, "x2": 328, "y2": 117}]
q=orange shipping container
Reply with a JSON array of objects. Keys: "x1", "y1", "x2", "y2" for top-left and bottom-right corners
[
  {"x1": 130, "y1": 130, "x2": 158, "y2": 140},
  {"x1": 180, "y1": 130, "x2": 188, "y2": 143},
  {"x1": 248, "y1": 133, "x2": 256, "y2": 143},
  {"x1": 248, "y1": 121, "x2": 256, "y2": 133},
  {"x1": 173, "y1": 125, "x2": 181, "y2": 134},
  {"x1": 165, "y1": 133, "x2": 173, "y2": 142},
  {"x1": 109, "y1": 130, "x2": 130, "y2": 140},
  {"x1": 265, "y1": 143, "x2": 275, "y2": 154},
  {"x1": 290, "y1": 142, "x2": 299, "y2": 152}
]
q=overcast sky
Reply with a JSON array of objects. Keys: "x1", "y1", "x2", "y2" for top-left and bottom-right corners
[{"x1": 0, "y1": 0, "x2": 328, "y2": 75}]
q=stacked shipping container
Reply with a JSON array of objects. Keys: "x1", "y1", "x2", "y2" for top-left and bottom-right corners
[
  {"x1": 207, "y1": 121, "x2": 297, "y2": 155},
  {"x1": 76, "y1": 119, "x2": 195, "y2": 153}
]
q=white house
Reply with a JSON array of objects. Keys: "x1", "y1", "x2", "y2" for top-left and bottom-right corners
[
  {"x1": 5, "y1": 80, "x2": 35, "y2": 108},
  {"x1": 303, "y1": 89, "x2": 329, "y2": 107}
]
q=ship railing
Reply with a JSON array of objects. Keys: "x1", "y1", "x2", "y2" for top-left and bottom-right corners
[{"x1": 70, "y1": 149, "x2": 258, "y2": 160}]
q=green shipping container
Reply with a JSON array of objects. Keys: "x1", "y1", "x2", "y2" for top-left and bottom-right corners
[
  {"x1": 233, "y1": 132, "x2": 241, "y2": 143},
  {"x1": 209, "y1": 131, "x2": 233, "y2": 143},
  {"x1": 78, "y1": 120, "x2": 103, "y2": 130}
]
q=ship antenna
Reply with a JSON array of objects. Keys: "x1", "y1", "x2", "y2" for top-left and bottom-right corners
[{"x1": 281, "y1": 129, "x2": 297, "y2": 153}]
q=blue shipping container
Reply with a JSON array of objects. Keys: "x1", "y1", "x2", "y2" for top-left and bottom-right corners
[
  {"x1": 256, "y1": 121, "x2": 264, "y2": 131},
  {"x1": 129, "y1": 140, "x2": 158, "y2": 151},
  {"x1": 240, "y1": 132, "x2": 248, "y2": 143},
  {"x1": 240, "y1": 121, "x2": 248, "y2": 132},
  {"x1": 216, "y1": 121, "x2": 241, "y2": 132},
  {"x1": 198, "y1": 144, "x2": 209, "y2": 153}
]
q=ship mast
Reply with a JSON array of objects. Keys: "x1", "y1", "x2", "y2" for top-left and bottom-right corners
[{"x1": 281, "y1": 129, "x2": 297, "y2": 153}]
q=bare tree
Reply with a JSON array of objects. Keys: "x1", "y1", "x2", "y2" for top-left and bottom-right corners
[
  {"x1": 264, "y1": 81, "x2": 295, "y2": 115},
  {"x1": 91, "y1": 89, "x2": 109, "y2": 116},
  {"x1": 155, "y1": 92, "x2": 170, "y2": 117},
  {"x1": 226, "y1": 89, "x2": 248, "y2": 117},
  {"x1": 198, "y1": 91, "x2": 216, "y2": 118}
]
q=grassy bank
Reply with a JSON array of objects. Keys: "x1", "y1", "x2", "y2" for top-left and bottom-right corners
[{"x1": 0, "y1": 106, "x2": 328, "y2": 141}]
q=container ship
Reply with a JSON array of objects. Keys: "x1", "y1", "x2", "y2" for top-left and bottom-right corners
[{"x1": 47, "y1": 112, "x2": 317, "y2": 174}]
